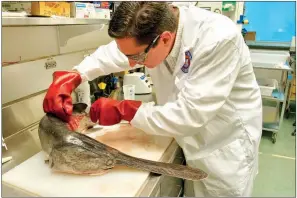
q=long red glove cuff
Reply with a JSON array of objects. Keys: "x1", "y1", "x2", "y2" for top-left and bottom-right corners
[
  {"x1": 89, "y1": 98, "x2": 142, "y2": 126},
  {"x1": 52, "y1": 71, "x2": 82, "y2": 89},
  {"x1": 43, "y1": 71, "x2": 82, "y2": 122},
  {"x1": 115, "y1": 100, "x2": 142, "y2": 122}
]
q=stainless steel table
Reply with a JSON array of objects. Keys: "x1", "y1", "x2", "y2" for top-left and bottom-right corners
[{"x1": 2, "y1": 91, "x2": 185, "y2": 197}]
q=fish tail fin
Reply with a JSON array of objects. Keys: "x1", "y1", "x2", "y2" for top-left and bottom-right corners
[{"x1": 116, "y1": 152, "x2": 207, "y2": 181}]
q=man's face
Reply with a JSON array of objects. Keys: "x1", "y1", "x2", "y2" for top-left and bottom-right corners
[{"x1": 115, "y1": 31, "x2": 176, "y2": 68}]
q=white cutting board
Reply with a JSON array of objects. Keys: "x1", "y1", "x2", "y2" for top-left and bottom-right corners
[{"x1": 2, "y1": 124, "x2": 173, "y2": 197}]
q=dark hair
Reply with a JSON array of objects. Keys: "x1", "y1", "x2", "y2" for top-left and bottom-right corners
[{"x1": 108, "y1": 2, "x2": 178, "y2": 46}]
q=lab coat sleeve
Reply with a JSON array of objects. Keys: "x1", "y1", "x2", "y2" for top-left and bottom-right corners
[
  {"x1": 72, "y1": 40, "x2": 131, "y2": 82},
  {"x1": 130, "y1": 39, "x2": 241, "y2": 137}
]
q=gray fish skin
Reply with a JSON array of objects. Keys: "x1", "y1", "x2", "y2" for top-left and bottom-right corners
[{"x1": 38, "y1": 103, "x2": 208, "y2": 180}]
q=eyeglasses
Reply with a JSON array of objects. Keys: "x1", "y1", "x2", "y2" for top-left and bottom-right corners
[{"x1": 126, "y1": 35, "x2": 160, "y2": 64}]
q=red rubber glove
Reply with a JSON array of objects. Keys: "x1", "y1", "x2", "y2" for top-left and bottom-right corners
[
  {"x1": 90, "y1": 97, "x2": 142, "y2": 126},
  {"x1": 43, "y1": 71, "x2": 82, "y2": 122}
]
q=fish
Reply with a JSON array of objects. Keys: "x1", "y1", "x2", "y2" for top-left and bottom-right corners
[{"x1": 38, "y1": 103, "x2": 208, "y2": 180}]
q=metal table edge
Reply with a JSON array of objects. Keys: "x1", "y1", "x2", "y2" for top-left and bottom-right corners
[{"x1": 135, "y1": 140, "x2": 181, "y2": 197}]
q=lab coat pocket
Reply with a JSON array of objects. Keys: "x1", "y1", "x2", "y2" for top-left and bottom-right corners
[{"x1": 198, "y1": 138, "x2": 253, "y2": 196}]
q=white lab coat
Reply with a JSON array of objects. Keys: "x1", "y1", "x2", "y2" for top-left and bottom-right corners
[{"x1": 73, "y1": 5, "x2": 262, "y2": 197}]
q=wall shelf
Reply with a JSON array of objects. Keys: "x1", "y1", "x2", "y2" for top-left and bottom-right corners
[{"x1": 2, "y1": 17, "x2": 110, "y2": 27}]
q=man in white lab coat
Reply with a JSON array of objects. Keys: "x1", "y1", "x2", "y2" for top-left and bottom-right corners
[{"x1": 43, "y1": 2, "x2": 263, "y2": 196}]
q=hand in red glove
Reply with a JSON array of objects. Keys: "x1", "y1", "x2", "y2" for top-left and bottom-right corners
[
  {"x1": 90, "y1": 97, "x2": 142, "y2": 126},
  {"x1": 43, "y1": 71, "x2": 82, "y2": 122}
]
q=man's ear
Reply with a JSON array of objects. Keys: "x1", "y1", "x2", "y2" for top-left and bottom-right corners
[{"x1": 160, "y1": 31, "x2": 175, "y2": 46}]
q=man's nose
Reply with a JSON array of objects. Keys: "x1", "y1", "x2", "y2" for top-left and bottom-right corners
[{"x1": 129, "y1": 60, "x2": 137, "y2": 67}]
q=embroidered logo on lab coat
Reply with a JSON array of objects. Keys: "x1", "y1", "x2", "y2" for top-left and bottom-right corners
[{"x1": 181, "y1": 50, "x2": 192, "y2": 73}]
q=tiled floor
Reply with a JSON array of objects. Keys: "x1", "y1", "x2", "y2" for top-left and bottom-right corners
[{"x1": 252, "y1": 116, "x2": 296, "y2": 197}]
